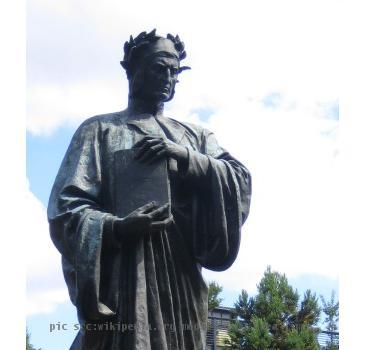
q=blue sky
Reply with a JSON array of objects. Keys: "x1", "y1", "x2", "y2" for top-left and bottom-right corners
[
  {"x1": 26, "y1": 1, "x2": 339, "y2": 349},
  {"x1": 27, "y1": 127, "x2": 75, "y2": 205}
]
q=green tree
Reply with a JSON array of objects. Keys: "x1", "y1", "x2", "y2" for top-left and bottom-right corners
[
  {"x1": 320, "y1": 291, "x2": 339, "y2": 350},
  {"x1": 26, "y1": 328, "x2": 41, "y2": 350},
  {"x1": 296, "y1": 290, "x2": 321, "y2": 330},
  {"x1": 233, "y1": 290, "x2": 254, "y2": 326},
  {"x1": 244, "y1": 316, "x2": 271, "y2": 350},
  {"x1": 226, "y1": 267, "x2": 320, "y2": 350},
  {"x1": 254, "y1": 267, "x2": 299, "y2": 348},
  {"x1": 285, "y1": 325, "x2": 319, "y2": 350},
  {"x1": 208, "y1": 281, "x2": 223, "y2": 311}
]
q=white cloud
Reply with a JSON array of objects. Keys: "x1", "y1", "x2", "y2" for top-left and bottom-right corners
[
  {"x1": 202, "y1": 98, "x2": 339, "y2": 293},
  {"x1": 27, "y1": 288, "x2": 69, "y2": 316},
  {"x1": 26, "y1": 181, "x2": 69, "y2": 315},
  {"x1": 27, "y1": 80, "x2": 128, "y2": 135},
  {"x1": 27, "y1": 0, "x2": 338, "y2": 135}
]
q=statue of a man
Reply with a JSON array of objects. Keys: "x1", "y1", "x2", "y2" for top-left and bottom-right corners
[{"x1": 48, "y1": 29, "x2": 252, "y2": 350}]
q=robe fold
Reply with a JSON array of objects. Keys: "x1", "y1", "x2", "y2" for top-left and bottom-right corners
[{"x1": 47, "y1": 110, "x2": 251, "y2": 350}]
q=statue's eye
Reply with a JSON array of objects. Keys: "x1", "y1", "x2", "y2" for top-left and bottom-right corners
[
  {"x1": 170, "y1": 68, "x2": 178, "y2": 76},
  {"x1": 151, "y1": 63, "x2": 164, "y2": 73}
]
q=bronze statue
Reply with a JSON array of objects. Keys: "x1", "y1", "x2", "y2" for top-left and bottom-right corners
[{"x1": 48, "y1": 29, "x2": 252, "y2": 350}]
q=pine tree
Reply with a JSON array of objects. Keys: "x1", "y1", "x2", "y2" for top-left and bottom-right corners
[
  {"x1": 208, "y1": 281, "x2": 223, "y2": 311},
  {"x1": 285, "y1": 325, "x2": 319, "y2": 350},
  {"x1": 320, "y1": 291, "x2": 339, "y2": 350},
  {"x1": 233, "y1": 290, "x2": 254, "y2": 327},
  {"x1": 244, "y1": 316, "x2": 271, "y2": 350},
  {"x1": 226, "y1": 267, "x2": 320, "y2": 350},
  {"x1": 296, "y1": 290, "x2": 321, "y2": 330},
  {"x1": 26, "y1": 328, "x2": 41, "y2": 350}
]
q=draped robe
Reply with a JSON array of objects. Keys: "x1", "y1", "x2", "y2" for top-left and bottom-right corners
[{"x1": 47, "y1": 110, "x2": 252, "y2": 350}]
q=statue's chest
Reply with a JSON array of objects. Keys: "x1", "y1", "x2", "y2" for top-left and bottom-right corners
[{"x1": 104, "y1": 122, "x2": 200, "y2": 153}]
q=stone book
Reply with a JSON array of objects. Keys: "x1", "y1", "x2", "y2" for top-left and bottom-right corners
[{"x1": 114, "y1": 148, "x2": 171, "y2": 218}]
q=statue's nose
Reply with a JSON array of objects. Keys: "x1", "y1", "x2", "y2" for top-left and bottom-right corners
[
  {"x1": 161, "y1": 69, "x2": 171, "y2": 80},
  {"x1": 159, "y1": 71, "x2": 172, "y2": 85}
]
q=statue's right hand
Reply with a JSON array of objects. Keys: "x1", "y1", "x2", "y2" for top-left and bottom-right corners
[{"x1": 113, "y1": 201, "x2": 172, "y2": 240}]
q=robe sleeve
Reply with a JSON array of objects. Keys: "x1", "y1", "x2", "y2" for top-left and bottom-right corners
[
  {"x1": 47, "y1": 119, "x2": 119, "y2": 322},
  {"x1": 181, "y1": 128, "x2": 252, "y2": 271}
]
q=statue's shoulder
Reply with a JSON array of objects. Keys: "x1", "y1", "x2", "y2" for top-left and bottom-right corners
[
  {"x1": 166, "y1": 117, "x2": 208, "y2": 138},
  {"x1": 72, "y1": 111, "x2": 127, "y2": 137},
  {"x1": 79, "y1": 110, "x2": 127, "y2": 129}
]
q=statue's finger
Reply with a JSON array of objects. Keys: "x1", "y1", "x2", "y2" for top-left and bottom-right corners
[
  {"x1": 141, "y1": 146, "x2": 166, "y2": 163},
  {"x1": 145, "y1": 148, "x2": 167, "y2": 164},
  {"x1": 150, "y1": 215, "x2": 174, "y2": 229},
  {"x1": 136, "y1": 146, "x2": 154, "y2": 161},
  {"x1": 133, "y1": 139, "x2": 147, "y2": 149},
  {"x1": 135, "y1": 139, "x2": 162, "y2": 159},
  {"x1": 138, "y1": 201, "x2": 158, "y2": 213},
  {"x1": 147, "y1": 203, "x2": 169, "y2": 218},
  {"x1": 133, "y1": 136, "x2": 157, "y2": 148},
  {"x1": 138, "y1": 144, "x2": 165, "y2": 163}
]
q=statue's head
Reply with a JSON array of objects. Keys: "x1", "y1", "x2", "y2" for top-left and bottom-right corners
[{"x1": 121, "y1": 29, "x2": 190, "y2": 104}]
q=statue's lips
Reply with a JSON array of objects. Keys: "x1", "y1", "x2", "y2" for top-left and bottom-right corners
[{"x1": 155, "y1": 83, "x2": 171, "y2": 93}]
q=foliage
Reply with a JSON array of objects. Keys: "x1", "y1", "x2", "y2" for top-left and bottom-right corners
[
  {"x1": 233, "y1": 290, "x2": 254, "y2": 326},
  {"x1": 320, "y1": 291, "x2": 339, "y2": 350},
  {"x1": 26, "y1": 328, "x2": 41, "y2": 350},
  {"x1": 226, "y1": 267, "x2": 320, "y2": 350},
  {"x1": 227, "y1": 321, "x2": 246, "y2": 350},
  {"x1": 285, "y1": 326, "x2": 319, "y2": 350},
  {"x1": 208, "y1": 281, "x2": 223, "y2": 311},
  {"x1": 243, "y1": 316, "x2": 272, "y2": 350},
  {"x1": 296, "y1": 290, "x2": 321, "y2": 329}
]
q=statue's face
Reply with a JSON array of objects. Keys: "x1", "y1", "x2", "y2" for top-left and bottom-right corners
[{"x1": 130, "y1": 55, "x2": 179, "y2": 103}]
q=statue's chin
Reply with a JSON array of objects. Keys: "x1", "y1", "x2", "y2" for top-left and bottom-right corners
[
  {"x1": 153, "y1": 89, "x2": 171, "y2": 100},
  {"x1": 149, "y1": 92, "x2": 172, "y2": 104},
  {"x1": 130, "y1": 88, "x2": 173, "y2": 105}
]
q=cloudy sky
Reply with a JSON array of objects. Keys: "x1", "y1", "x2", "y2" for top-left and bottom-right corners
[{"x1": 26, "y1": 1, "x2": 339, "y2": 349}]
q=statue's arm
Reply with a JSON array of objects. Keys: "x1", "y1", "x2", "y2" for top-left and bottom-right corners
[
  {"x1": 179, "y1": 128, "x2": 251, "y2": 199},
  {"x1": 47, "y1": 119, "x2": 111, "y2": 257},
  {"x1": 47, "y1": 119, "x2": 120, "y2": 320},
  {"x1": 183, "y1": 128, "x2": 252, "y2": 271}
]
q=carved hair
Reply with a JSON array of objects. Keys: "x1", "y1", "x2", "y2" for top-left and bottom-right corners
[{"x1": 120, "y1": 29, "x2": 190, "y2": 78}]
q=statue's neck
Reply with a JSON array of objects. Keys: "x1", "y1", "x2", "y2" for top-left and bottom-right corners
[{"x1": 128, "y1": 97, "x2": 164, "y2": 117}]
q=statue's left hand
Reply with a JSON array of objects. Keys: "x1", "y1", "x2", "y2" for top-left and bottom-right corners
[{"x1": 134, "y1": 136, "x2": 188, "y2": 164}]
